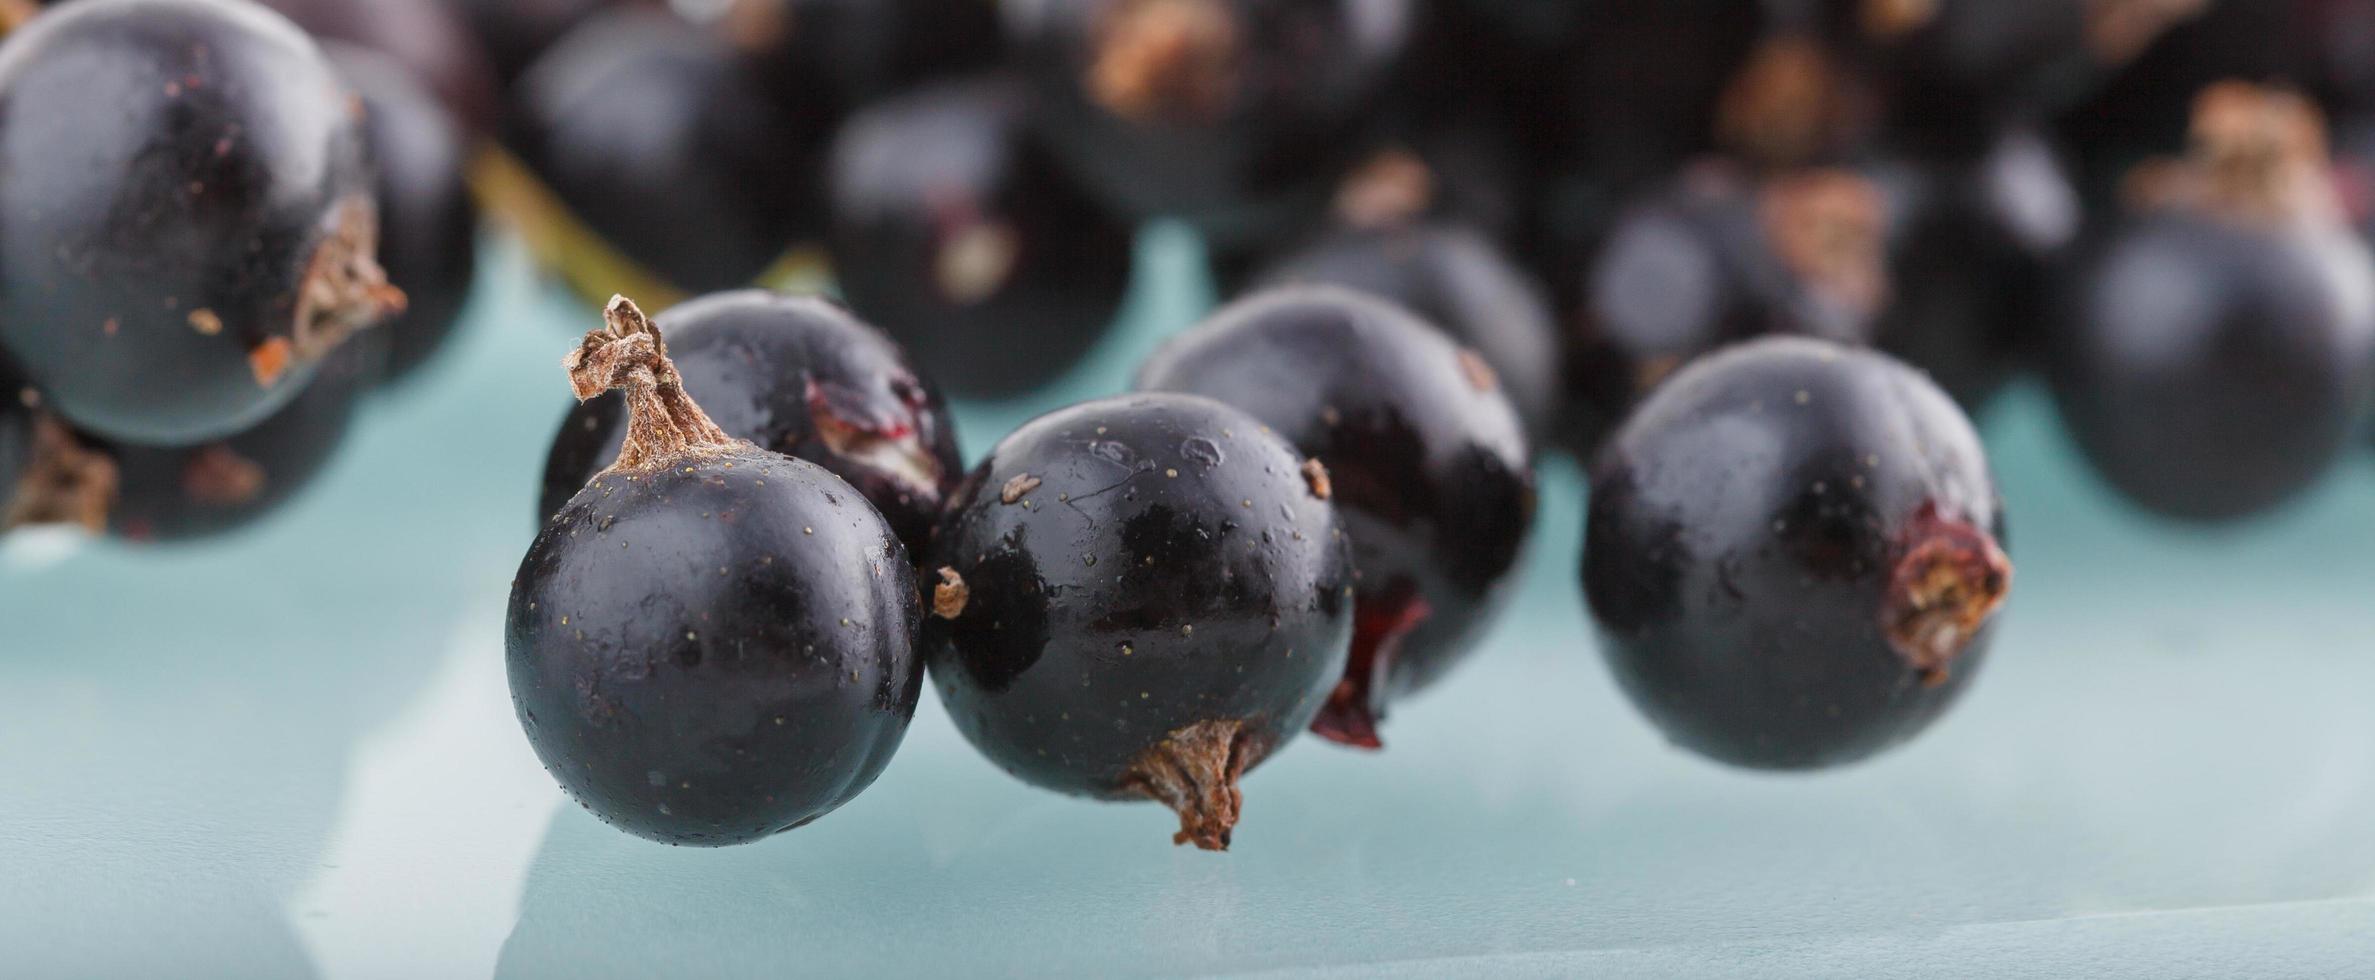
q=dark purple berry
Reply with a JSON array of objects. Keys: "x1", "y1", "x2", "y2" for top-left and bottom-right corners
[
  {"x1": 504, "y1": 6, "x2": 816, "y2": 297},
  {"x1": 827, "y1": 76, "x2": 1134, "y2": 398},
  {"x1": 257, "y1": 0, "x2": 499, "y2": 133},
  {"x1": 1565, "y1": 164, "x2": 1889, "y2": 453},
  {"x1": 1249, "y1": 219, "x2": 1563, "y2": 445},
  {"x1": 444, "y1": 0, "x2": 628, "y2": 85},
  {"x1": 539, "y1": 290, "x2": 959, "y2": 559},
  {"x1": 510, "y1": 296, "x2": 923, "y2": 846},
  {"x1": 1007, "y1": 0, "x2": 1417, "y2": 244},
  {"x1": 1871, "y1": 129, "x2": 2080, "y2": 412},
  {"x1": 1585, "y1": 336, "x2": 2012, "y2": 770},
  {"x1": 2053, "y1": 85, "x2": 2375, "y2": 521},
  {"x1": 326, "y1": 43, "x2": 480, "y2": 382},
  {"x1": 0, "y1": 0, "x2": 404, "y2": 446},
  {"x1": 103, "y1": 330, "x2": 384, "y2": 542},
  {"x1": 922, "y1": 393, "x2": 1352, "y2": 850},
  {"x1": 716, "y1": 0, "x2": 1003, "y2": 123},
  {"x1": 1138, "y1": 287, "x2": 1533, "y2": 750}
]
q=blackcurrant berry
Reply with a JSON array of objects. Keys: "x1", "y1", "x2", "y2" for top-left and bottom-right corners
[
  {"x1": 258, "y1": 0, "x2": 498, "y2": 133},
  {"x1": 1006, "y1": 0, "x2": 1417, "y2": 245},
  {"x1": 102, "y1": 330, "x2": 384, "y2": 542},
  {"x1": 510, "y1": 295, "x2": 923, "y2": 846},
  {"x1": 922, "y1": 393, "x2": 1352, "y2": 849},
  {"x1": 1530, "y1": 0, "x2": 1768, "y2": 189},
  {"x1": 2053, "y1": 84, "x2": 2375, "y2": 522},
  {"x1": 502, "y1": 6, "x2": 816, "y2": 299},
  {"x1": 326, "y1": 43, "x2": 479, "y2": 382},
  {"x1": 1565, "y1": 164, "x2": 1889, "y2": 453},
  {"x1": 444, "y1": 0, "x2": 625, "y2": 85},
  {"x1": 538, "y1": 290, "x2": 959, "y2": 560},
  {"x1": 1138, "y1": 287, "x2": 1533, "y2": 749},
  {"x1": 1871, "y1": 129, "x2": 2080, "y2": 413},
  {"x1": 715, "y1": 0, "x2": 1003, "y2": 124},
  {"x1": 826, "y1": 76, "x2": 1134, "y2": 398},
  {"x1": 0, "y1": 0, "x2": 404, "y2": 446},
  {"x1": 1248, "y1": 220, "x2": 1563, "y2": 446},
  {"x1": 1584, "y1": 336, "x2": 2012, "y2": 770}
]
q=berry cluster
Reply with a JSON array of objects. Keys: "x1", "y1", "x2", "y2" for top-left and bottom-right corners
[{"x1": 5, "y1": 0, "x2": 2372, "y2": 850}]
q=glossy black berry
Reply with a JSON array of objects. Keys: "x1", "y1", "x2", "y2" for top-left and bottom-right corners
[
  {"x1": 1007, "y1": 0, "x2": 1416, "y2": 244},
  {"x1": 1138, "y1": 287, "x2": 1533, "y2": 749},
  {"x1": 2053, "y1": 86, "x2": 2375, "y2": 522},
  {"x1": 1250, "y1": 220, "x2": 1562, "y2": 445},
  {"x1": 0, "y1": 0, "x2": 403, "y2": 446},
  {"x1": 1527, "y1": 0, "x2": 1767, "y2": 188},
  {"x1": 258, "y1": 0, "x2": 498, "y2": 132},
  {"x1": 1871, "y1": 130, "x2": 2079, "y2": 413},
  {"x1": 827, "y1": 76, "x2": 1134, "y2": 398},
  {"x1": 102, "y1": 330, "x2": 383, "y2": 542},
  {"x1": 721, "y1": 0, "x2": 1003, "y2": 124},
  {"x1": 326, "y1": 43, "x2": 479, "y2": 382},
  {"x1": 504, "y1": 6, "x2": 815, "y2": 298},
  {"x1": 539, "y1": 290, "x2": 959, "y2": 559},
  {"x1": 444, "y1": 0, "x2": 625, "y2": 85},
  {"x1": 1565, "y1": 165, "x2": 1888, "y2": 453},
  {"x1": 510, "y1": 296, "x2": 923, "y2": 846},
  {"x1": 1585, "y1": 336, "x2": 2012, "y2": 770},
  {"x1": 923, "y1": 393, "x2": 1352, "y2": 849}
]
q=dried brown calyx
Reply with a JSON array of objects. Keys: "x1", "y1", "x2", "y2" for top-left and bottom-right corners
[
  {"x1": 2121, "y1": 83, "x2": 2341, "y2": 232},
  {"x1": 565, "y1": 295, "x2": 740, "y2": 472},
  {"x1": 1860, "y1": 0, "x2": 1939, "y2": 40},
  {"x1": 283, "y1": 196, "x2": 406, "y2": 385},
  {"x1": 0, "y1": 0, "x2": 40, "y2": 36},
  {"x1": 1759, "y1": 170, "x2": 1890, "y2": 319},
  {"x1": 931, "y1": 566, "x2": 969, "y2": 620},
  {"x1": 2086, "y1": 0, "x2": 2209, "y2": 66},
  {"x1": 1882, "y1": 506, "x2": 2012, "y2": 687},
  {"x1": 1333, "y1": 149, "x2": 1436, "y2": 230},
  {"x1": 1089, "y1": 0, "x2": 1240, "y2": 126},
  {"x1": 1716, "y1": 36, "x2": 1868, "y2": 171},
  {"x1": 1122, "y1": 718, "x2": 1261, "y2": 850},
  {"x1": 5, "y1": 416, "x2": 118, "y2": 533}
]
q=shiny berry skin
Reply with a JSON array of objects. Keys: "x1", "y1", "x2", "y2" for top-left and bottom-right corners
[
  {"x1": 1584, "y1": 336, "x2": 2012, "y2": 770},
  {"x1": 1006, "y1": 0, "x2": 1417, "y2": 245},
  {"x1": 1565, "y1": 165, "x2": 1888, "y2": 454},
  {"x1": 0, "y1": 0, "x2": 402, "y2": 446},
  {"x1": 827, "y1": 77, "x2": 1134, "y2": 398},
  {"x1": 326, "y1": 43, "x2": 480, "y2": 382},
  {"x1": 104, "y1": 329, "x2": 383, "y2": 542},
  {"x1": 2052, "y1": 85, "x2": 2375, "y2": 522},
  {"x1": 539, "y1": 291, "x2": 959, "y2": 559},
  {"x1": 1250, "y1": 220, "x2": 1562, "y2": 445},
  {"x1": 1871, "y1": 130, "x2": 2079, "y2": 413},
  {"x1": 922, "y1": 393, "x2": 1352, "y2": 850},
  {"x1": 257, "y1": 0, "x2": 498, "y2": 132},
  {"x1": 511, "y1": 297, "x2": 923, "y2": 846},
  {"x1": 1138, "y1": 287, "x2": 1533, "y2": 749},
  {"x1": 724, "y1": 0, "x2": 1003, "y2": 123},
  {"x1": 507, "y1": 7, "x2": 815, "y2": 295}
]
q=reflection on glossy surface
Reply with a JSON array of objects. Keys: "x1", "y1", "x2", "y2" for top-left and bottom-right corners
[{"x1": 4, "y1": 237, "x2": 2375, "y2": 975}]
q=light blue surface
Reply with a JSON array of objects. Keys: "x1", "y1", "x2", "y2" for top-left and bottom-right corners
[{"x1": 4, "y1": 229, "x2": 2374, "y2": 979}]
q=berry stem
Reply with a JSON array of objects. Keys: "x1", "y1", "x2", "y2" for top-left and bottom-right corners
[
  {"x1": 565, "y1": 295, "x2": 738, "y2": 472},
  {"x1": 1124, "y1": 718, "x2": 1254, "y2": 851}
]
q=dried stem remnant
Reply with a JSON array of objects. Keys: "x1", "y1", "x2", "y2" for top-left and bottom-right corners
[
  {"x1": 5, "y1": 416, "x2": 118, "y2": 532},
  {"x1": 565, "y1": 295, "x2": 738, "y2": 472},
  {"x1": 1123, "y1": 718, "x2": 1256, "y2": 850},
  {"x1": 1090, "y1": 0, "x2": 1239, "y2": 125},
  {"x1": 292, "y1": 196, "x2": 406, "y2": 368},
  {"x1": 1760, "y1": 170, "x2": 1890, "y2": 320},
  {"x1": 1883, "y1": 508, "x2": 2012, "y2": 686},
  {"x1": 932, "y1": 567, "x2": 969, "y2": 620}
]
